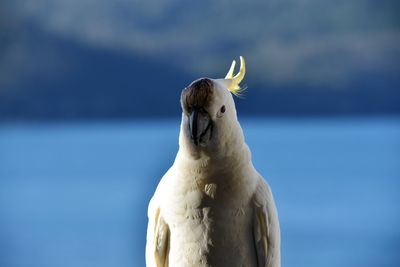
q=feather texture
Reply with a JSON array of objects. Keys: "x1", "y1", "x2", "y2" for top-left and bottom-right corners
[{"x1": 253, "y1": 178, "x2": 281, "y2": 267}]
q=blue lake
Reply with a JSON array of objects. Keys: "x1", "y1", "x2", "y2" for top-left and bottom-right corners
[{"x1": 0, "y1": 117, "x2": 399, "y2": 267}]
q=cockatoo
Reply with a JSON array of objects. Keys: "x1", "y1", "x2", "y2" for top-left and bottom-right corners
[{"x1": 146, "y1": 57, "x2": 280, "y2": 267}]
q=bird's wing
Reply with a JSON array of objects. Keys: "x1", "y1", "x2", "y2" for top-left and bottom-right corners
[
  {"x1": 253, "y1": 177, "x2": 281, "y2": 267},
  {"x1": 146, "y1": 196, "x2": 170, "y2": 267},
  {"x1": 146, "y1": 172, "x2": 171, "y2": 267}
]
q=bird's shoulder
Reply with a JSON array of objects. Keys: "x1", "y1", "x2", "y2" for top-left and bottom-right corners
[
  {"x1": 252, "y1": 174, "x2": 275, "y2": 209},
  {"x1": 148, "y1": 167, "x2": 175, "y2": 216}
]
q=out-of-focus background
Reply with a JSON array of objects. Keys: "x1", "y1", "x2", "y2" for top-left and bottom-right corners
[{"x1": 0, "y1": 0, "x2": 399, "y2": 266}]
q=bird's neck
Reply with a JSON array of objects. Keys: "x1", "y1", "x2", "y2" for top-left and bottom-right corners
[{"x1": 174, "y1": 139, "x2": 252, "y2": 183}]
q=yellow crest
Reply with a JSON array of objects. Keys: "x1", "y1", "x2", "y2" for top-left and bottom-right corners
[{"x1": 224, "y1": 56, "x2": 246, "y2": 96}]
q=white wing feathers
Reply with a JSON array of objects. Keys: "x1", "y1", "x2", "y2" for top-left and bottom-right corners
[
  {"x1": 253, "y1": 178, "x2": 281, "y2": 267},
  {"x1": 146, "y1": 196, "x2": 170, "y2": 267}
]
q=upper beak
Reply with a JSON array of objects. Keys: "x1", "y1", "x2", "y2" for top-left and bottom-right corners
[
  {"x1": 189, "y1": 108, "x2": 199, "y2": 144},
  {"x1": 189, "y1": 108, "x2": 211, "y2": 146}
]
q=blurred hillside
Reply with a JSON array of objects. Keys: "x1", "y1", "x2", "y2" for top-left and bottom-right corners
[{"x1": 0, "y1": 0, "x2": 399, "y2": 120}]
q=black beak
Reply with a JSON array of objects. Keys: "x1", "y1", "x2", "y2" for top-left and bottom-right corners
[
  {"x1": 189, "y1": 108, "x2": 212, "y2": 146},
  {"x1": 189, "y1": 108, "x2": 199, "y2": 145}
]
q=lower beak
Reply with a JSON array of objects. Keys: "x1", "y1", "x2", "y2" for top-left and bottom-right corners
[{"x1": 189, "y1": 108, "x2": 211, "y2": 146}]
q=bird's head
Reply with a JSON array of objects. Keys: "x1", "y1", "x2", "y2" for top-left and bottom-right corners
[{"x1": 179, "y1": 56, "x2": 246, "y2": 158}]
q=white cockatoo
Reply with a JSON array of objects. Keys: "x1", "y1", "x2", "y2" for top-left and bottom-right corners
[{"x1": 146, "y1": 57, "x2": 280, "y2": 267}]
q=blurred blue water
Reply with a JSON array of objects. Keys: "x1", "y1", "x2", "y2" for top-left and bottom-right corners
[{"x1": 0, "y1": 117, "x2": 399, "y2": 267}]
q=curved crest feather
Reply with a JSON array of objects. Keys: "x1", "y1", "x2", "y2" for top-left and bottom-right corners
[{"x1": 224, "y1": 56, "x2": 246, "y2": 96}]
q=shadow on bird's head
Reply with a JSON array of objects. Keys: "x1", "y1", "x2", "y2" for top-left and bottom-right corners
[{"x1": 179, "y1": 56, "x2": 246, "y2": 156}]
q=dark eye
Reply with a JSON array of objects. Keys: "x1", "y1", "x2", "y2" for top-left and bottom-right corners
[{"x1": 220, "y1": 105, "x2": 226, "y2": 113}]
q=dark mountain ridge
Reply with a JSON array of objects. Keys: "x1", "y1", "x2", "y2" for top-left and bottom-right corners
[{"x1": 0, "y1": 27, "x2": 399, "y2": 121}]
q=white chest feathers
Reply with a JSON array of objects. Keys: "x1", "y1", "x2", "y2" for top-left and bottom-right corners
[
  {"x1": 158, "y1": 176, "x2": 258, "y2": 267},
  {"x1": 204, "y1": 183, "x2": 217, "y2": 199}
]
